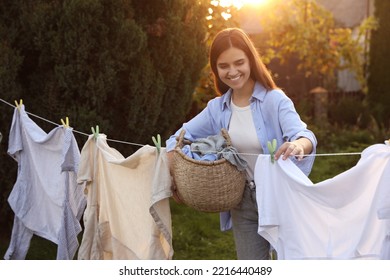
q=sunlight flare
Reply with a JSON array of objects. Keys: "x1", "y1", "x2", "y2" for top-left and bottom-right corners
[{"x1": 218, "y1": 0, "x2": 270, "y2": 9}]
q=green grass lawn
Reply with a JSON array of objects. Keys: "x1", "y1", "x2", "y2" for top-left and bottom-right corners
[
  {"x1": 0, "y1": 234, "x2": 58, "y2": 260},
  {"x1": 170, "y1": 201, "x2": 236, "y2": 260},
  {"x1": 309, "y1": 153, "x2": 360, "y2": 183}
]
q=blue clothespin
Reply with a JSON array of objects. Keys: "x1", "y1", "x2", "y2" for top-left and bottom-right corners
[
  {"x1": 61, "y1": 117, "x2": 70, "y2": 128},
  {"x1": 91, "y1": 125, "x2": 99, "y2": 140},
  {"x1": 267, "y1": 139, "x2": 277, "y2": 164},
  {"x1": 152, "y1": 134, "x2": 161, "y2": 154}
]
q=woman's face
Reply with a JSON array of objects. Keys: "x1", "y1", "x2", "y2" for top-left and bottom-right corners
[{"x1": 216, "y1": 47, "x2": 252, "y2": 92}]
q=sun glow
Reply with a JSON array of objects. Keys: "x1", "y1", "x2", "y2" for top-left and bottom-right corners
[
  {"x1": 217, "y1": 0, "x2": 270, "y2": 9},
  {"x1": 210, "y1": 0, "x2": 270, "y2": 22}
]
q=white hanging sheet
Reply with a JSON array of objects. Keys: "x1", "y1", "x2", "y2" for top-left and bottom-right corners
[{"x1": 255, "y1": 144, "x2": 390, "y2": 259}]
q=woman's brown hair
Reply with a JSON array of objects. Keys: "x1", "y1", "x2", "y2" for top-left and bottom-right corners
[{"x1": 209, "y1": 28, "x2": 277, "y2": 95}]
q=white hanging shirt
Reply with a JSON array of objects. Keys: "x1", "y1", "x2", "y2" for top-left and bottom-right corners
[
  {"x1": 254, "y1": 144, "x2": 390, "y2": 259},
  {"x1": 4, "y1": 105, "x2": 86, "y2": 260},
  {"x1": 77, "y1": 135, "x2": 173, "y2": 260}
]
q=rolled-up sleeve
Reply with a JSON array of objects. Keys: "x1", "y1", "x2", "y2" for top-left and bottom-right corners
[
  {"x1": 165, "y1": 97, "x2": 226, "y2": 152},
  {"x1": 277, "y1": 94, "x2": 317, "y2": 176}
]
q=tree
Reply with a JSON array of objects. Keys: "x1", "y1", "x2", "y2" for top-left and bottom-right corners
[
  {"x1": 367, "y1": 0, "x2": 390, "y2": 127},
  {"x1": 131, "y1": 0, "x2": 208, "y2": 136},
  {"x1": 189, "y1": 0, "x2": 240, "y2": 117},
  {"x1": 256, "y1": 0, "x2": 377, "y2": 93},
  {"x1": 0, "y1": 0, "x2": 208, "y2": 236}
]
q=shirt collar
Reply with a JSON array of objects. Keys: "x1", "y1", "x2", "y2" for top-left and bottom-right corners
[
  {"x1": 221, "y1": 89, "x2": 233, "y2": 111},
  {"x1": 221, "y1": 81, "x2": 268, "y2": 111},
  {"x1": 251, "y1": 82, "x2": 268, "y2": 102}
]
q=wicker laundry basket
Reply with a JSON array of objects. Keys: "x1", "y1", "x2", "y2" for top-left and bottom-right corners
[{"x1": 172, "y1": 129, "x2": 246, "y2": 212}]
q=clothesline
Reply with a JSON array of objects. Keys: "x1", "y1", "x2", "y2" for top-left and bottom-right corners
[
  {"x1": 0, "y1": 97, "x2": 364, "y2": 157},
  {"x1": 0, "y1": 98, "x2": 144, "y2": 147},
  {"x1": 219, "y1": 151, "x2": 362, "y2": 157}
]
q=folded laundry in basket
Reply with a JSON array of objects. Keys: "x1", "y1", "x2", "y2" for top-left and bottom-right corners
[{"x1": 181, "y1": 134, "x2": 248, "y2": 171}]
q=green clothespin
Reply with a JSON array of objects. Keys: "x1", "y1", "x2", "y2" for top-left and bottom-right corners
[
  {"x1": 267, "y1": 139, "x2": 277, "y2": 164},
  {"x1": 91, "y1": 125, "x2": 99, "y2": 140},
  {"x1": 152, "y1": 134, "x2": 161, "y2": 154}
]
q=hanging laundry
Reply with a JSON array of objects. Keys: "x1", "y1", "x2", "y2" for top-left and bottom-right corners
[
  {"x1": 254, "y1": 144, "x2": 390, "y2": 260},
  {"x1": 377, "y1": 143, "x2": 390, "y2": 259},
  {"x1": 77, "y1": 135, "x2": 173, "y2": 260},
  {"x1": 4, "y1": 105, "x2": 86, "y2": 260}
]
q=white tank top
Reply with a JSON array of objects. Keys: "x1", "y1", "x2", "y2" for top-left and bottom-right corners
[{"x1": 228, "y1": 101, "x2": 263, "y2": 180}]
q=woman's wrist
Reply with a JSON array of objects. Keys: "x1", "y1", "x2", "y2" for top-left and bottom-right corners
[{"x1": 293, "y1": 137, "x2": 313, "y2": 155}]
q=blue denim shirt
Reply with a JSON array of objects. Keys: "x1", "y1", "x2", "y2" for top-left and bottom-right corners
[{"x1": 166, "y1": 82, "x2": 317, "y2": 230}]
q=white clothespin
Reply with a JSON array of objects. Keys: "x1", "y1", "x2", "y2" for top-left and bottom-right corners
[{"x1": 385, "y1": 139, "x2": 390, "y2": 146}]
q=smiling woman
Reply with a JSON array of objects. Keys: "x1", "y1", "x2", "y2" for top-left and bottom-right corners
[{"x1": 166, "y1": 27, "x2": 317, "y2": 260}]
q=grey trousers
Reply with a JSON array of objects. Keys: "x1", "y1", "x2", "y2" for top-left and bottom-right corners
[{"x1": 231, "y1": 181, "x2": 271, "y2": 260}]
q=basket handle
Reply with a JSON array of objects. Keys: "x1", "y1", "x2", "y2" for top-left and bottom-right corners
[
  {"x1": 174, "y1": 129, "x2": 190, "y2": 149},
  {"x1": 221, "y1": 128, "x2": 232, "y2": 147}
]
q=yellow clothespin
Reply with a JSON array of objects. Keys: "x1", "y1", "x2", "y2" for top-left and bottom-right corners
[
  {"x1": 61, "y1": 117, "x2": 70, "y2": 128},
  {"x1": 152, "y1": 134, "x2": 161, "y2": 154},
  {"x1": 91, "y1": 125, "x2": 99, "y2": 140},
  {"x1": 14, "y1": 99, "x2": 23, "y2": 112}
]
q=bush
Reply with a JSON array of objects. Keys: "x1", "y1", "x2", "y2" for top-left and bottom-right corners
[
  {"x1": 327, "y1": 96, "x2": 368, "y2": 127},
  {"x1": 309, "y1": 122, "x2": 389, "y2": 183}
]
